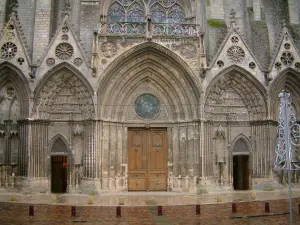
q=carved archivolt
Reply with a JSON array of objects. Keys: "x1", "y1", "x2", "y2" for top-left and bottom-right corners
[
  {"x1": 34, "y1": 69, "x2": 95, "y2": 120},
  {"x1": 98, "y1": 45, "x2": 200, "y2": 121},
  {"x1": 205, "y1": 70, "x2": 267, "y2": 121}
]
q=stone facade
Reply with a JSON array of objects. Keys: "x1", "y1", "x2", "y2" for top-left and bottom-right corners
[{"x1": 0, "y1": 0, "x2": 299, "y2": 194}]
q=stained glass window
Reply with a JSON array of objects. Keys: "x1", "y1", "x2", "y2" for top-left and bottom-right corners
[
  {"x1": 108, "y1": 2, "x2": 125, "y2": 22},
  {"x1": 150, "y1": 3, "x2": 166, "y2": 23},
  {"x1": 107, "y1": 0, "x2": 185, "y2": 24},
  {"x1": 108, "y1": 0, "x2": 145, "y2": 22},
  {"x1": 168, "y1": 4, "x2": 184, "y2": 23},
  {"x1": 128, "y1": 3, "x2": 145, "y2": 22},
  {"x1": 135, "y1": 94, "x2": 160, "y2": 120}
]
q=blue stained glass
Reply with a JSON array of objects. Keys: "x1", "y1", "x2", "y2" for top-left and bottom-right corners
[
  {"x1": 135, "y1": 94, "x2": 160, "y2": 120},
  {"x1": 108, "y1": 2, "x2": 125, "y2": 22},
  {"x1": 128, "y1": 3, "x2": 145, "y2": 22},
  {"x1": 168, "y1": 4, "x2": 185, "y2": 23},
  {"x1": 151, "y1": 3, "x2": 166, "y2": 23}
]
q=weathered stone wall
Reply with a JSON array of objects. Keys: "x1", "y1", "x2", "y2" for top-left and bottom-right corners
[
  {"x1": 32, "y1": 0, "x2": 52, "y2": 64},
  {"x1": 80, "y1": 1, "x2": 100, "y2": 61}
]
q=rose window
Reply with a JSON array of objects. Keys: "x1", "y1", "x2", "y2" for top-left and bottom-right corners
[
  {"x1": 227, "y1": 46, "x2": 245, "y2": 64},
  {"x1": 0, "y1": 42, "x2": 17, "y2": 60},
  {"x1": 55, "y1": 43, "x2": 74, "y2": 60},
  {"x1": 135, "y1": 94, "x2": 160, "y2": 120},
  {"x1": 280, "y1": 52, "x2": 294, "y2": 66}
]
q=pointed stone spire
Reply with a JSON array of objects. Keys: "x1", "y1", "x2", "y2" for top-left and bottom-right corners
[{"x1": 229, "y1": 8, "x2": 236, "y2": 29}]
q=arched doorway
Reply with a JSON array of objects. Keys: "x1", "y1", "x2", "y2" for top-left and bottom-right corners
[
  {"x1": 233, "y1": 139, "x2": 250, "y2": 190},
  {"x1": 51, "y1": 139, "x2": 68, "y2": 193}
]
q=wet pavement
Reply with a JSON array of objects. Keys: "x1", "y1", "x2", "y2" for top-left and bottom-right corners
[{"x1": 0, "y1": 189, "x2": 299, "y2": 224}]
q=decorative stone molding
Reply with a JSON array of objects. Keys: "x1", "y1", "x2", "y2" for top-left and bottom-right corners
[
  {"x1": 227, "y1": 46, "x2": 245, "y2": 64},
  {"x1": 215, "y1": 124, "x2": 225, "y2": 139},
  {"x1": 0, "y1": 42, "x2": 18, "y2": 60},
  {"x1": 180, "y1": 43, "x2": 197, "y2": 59},
  {"x1": 46, "y1": 58, "x2": 55, "y2": 67},
  {"x1": 61, "y1": 34, "x2": 69, "y2": 41},
  {"x1": 73, "y1": 58, "x2": 83, "y2": 67},
  {"x1": 280, "y1": 51, "x2": 294, "y2": 66},
  {"x1": 55, "y1": 43, "x2": 74, "y2": 60},
  {"x1": 73, "y1": 124, "x2": 83, "y2": 136},
  {"x1": 101, "y1": 41, "x2": 117, "y2": 58}
]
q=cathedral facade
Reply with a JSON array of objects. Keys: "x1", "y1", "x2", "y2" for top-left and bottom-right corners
[{"x1": 0, "y1": 0, "x2": 299, "y2": 194}]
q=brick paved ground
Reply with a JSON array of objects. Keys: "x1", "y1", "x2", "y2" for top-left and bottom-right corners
[{"x1": 0, "y1": 199, "x2": 299, "y2": 225}]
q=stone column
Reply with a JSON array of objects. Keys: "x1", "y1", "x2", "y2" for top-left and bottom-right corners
[
  {"x1": 26, "y1": 120, "x2": 49, "y2": 192},
  {"x1": 4, "y1": 120, "x2": 12, "y2": 166}
]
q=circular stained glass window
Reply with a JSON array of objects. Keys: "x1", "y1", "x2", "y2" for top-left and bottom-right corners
[{"x1": 135, "y1": 94, "x2": 160, "y2": 120}]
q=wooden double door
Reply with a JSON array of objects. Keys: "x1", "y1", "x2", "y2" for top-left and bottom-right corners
[{"x1": 128, "y1": 128, "x2": 168, "y2": 191}]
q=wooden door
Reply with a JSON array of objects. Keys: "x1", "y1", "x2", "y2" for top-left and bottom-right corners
[
  {"x1": 51, "y1": 156, "x2": 68, "y2": 193},
  {"x1": 233, "y1": 155, "x2": 249, "y2": 190},
  {"x1": 128, "y1": 128, "x2": 168, "y2": 191}
]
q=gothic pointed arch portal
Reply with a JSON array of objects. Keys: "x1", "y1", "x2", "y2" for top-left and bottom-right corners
[
  {"x1": 97, "y1": 42, "x2": 201, "y2": 191},
  {"x1": 50, "y1": 136, "x2": 69, "y2": 193},
  {"x1": 232, "y1": 137, "x2": 250, "y2": 190},
  {"x1": 98, "y1": 42, "x2": 201, "y2": 121}
]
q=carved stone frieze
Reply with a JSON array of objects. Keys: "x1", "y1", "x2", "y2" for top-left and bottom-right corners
[
  {"x1": 34, "y1": 72, "x2": 95, "y2": 120},
  {"x1": 73, "y1": 58, "x2": 83, "y2": 67},
  {"x1": 180, "y1": 43, "x2": 197, "y2": 59},
  {"x1": 46, "y1": 58, "x2": 55, "y2": 67},
  {"x1": 205, "y1": 73, "x2": 266, "y2": 121},
  {"x1": 101, "y1": 41, "x2": 117, "y2": 58}
]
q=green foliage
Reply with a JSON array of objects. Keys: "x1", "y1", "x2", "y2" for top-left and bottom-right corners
[
  {"x1": 9, "y1": 195, "x2": 16, "y2": 202},
  {"x1": 206, "y1": 0, "x2": 211, "y2": 6},
  {"x1": 251, "y1": 21, "x2": 267, "y2": 29},
  {"x1": 207, "y1": 18, "x2": 226, "y2": 28}
]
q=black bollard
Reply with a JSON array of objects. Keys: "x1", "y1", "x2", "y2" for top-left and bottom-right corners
[
  {"x1": 158, "y1": 206, "x2": 163, "y2": 216},
  {"x1": 116, "y1": 206, "x2": 121, "y2": 217},
  {"x1": 196, "y1": 204, "x2": 201, "y2": 215},
  {"x1": 71, "y1": 206, "x2": 76, "y2": 217},
  {"x1": 29, "y1": 205, "x2": 34, "y2": 216},
  {"x1": 232, "y1": 203, "x2": 237, "y2": 213},
  {"x1": 265, "y1": 202, "x2": 270, "y2": 213}
]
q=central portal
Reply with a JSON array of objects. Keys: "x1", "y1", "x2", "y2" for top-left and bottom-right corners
[{"x1": 128, "y1": 128, "x2": 168, "y2": 191}]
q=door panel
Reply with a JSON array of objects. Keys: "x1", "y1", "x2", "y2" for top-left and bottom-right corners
[
  {"x1": 128, "y1": 129, "x2": 167, "y2": 191},
  {"x1": 128, "y1": 131, "x2": 147, "y2": 191},
  {"x1": 148, "y1": 130, "x2": 167, "y2": 191}
]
